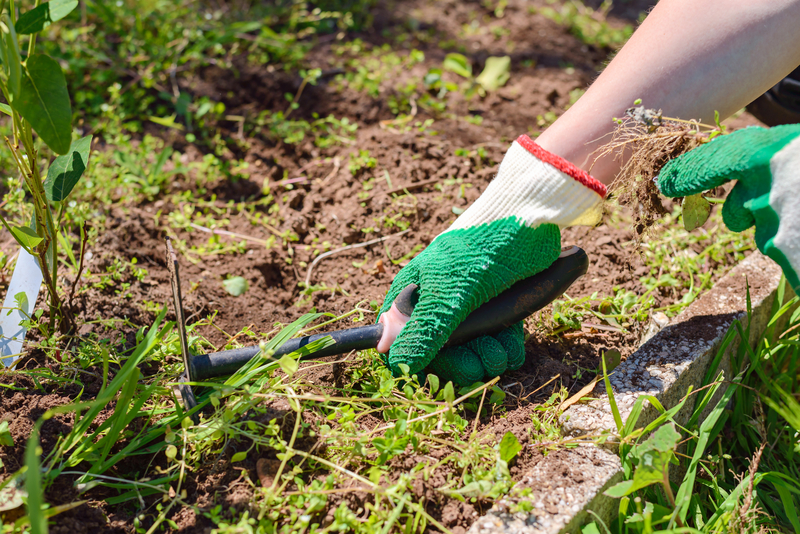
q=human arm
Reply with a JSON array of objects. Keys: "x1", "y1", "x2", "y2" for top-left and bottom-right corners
[{"x1": 537, "y1": 0, "x2": 800, "y2": 185}]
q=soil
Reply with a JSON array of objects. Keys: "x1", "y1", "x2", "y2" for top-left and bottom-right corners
[{"x1": 0, "y1": 0, "x2": 766, "y2": 532}]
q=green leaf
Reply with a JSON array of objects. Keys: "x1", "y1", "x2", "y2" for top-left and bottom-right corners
[
  {"x1": 582, "y1": 522, "x2": 602, "y2": 534},
  {"x1": 13, "y1": 53, "x2": 72, "y2": 154},
  {"x1": 277, "y1": 353, "x2": 299, "y2": 377},
  {"x1": 0, "y1": 103, "x2": 11, "y2": 116},
  {"x1": 13, "y1": 292, "x2": 30, "y2": 315},
  {"x1": 231, "y1": 451, "x2": 247, "y2": 463},
  {"x1": 606, "y1": 424, "x2": 680, "y2": 497},
  {"x1": 10, "y1": 225, "x2": 43, "y2": 249},
  {"x1": 443, "y1": 381, "x2": 455, "y2": 403},
  {"x1": 427, "y1": 374, "x2": 440, "y2": 396},
  {"x1": 443, "y1": 53, "x2": 472, "y2": 78},
  {"x1": 476, "y1": 56, "x2": 511, "y2": 92},
  {"x1": 682, "y1": 193, "x2": 711, "y2": 232},
  {"x1": 0, "y1": 421, "x2": 13, "y2": 446},
  {"x1": 498, "y1": 431, "x2": 522, "y2": 463},
  {"x1": 43, "y1": 134, "x2": 92, "y2": 201},
  {"x1": 164, "y1": 444, "x2": 177, "y2": 460},
  {"x1": 489, "y1": 385, "x2": 506, "y2": 405},
  {"x1": 15, "y1": 0, "x2": 79, "y2": 34},
  {"x1": 452, "y1": 479, "x2": 493, "y2": 499},
  {"x1": 222, "y1": 276, "x2": 248, "y2": 296},
  {"x1": 2, "y1": 17, "x2": 22, "y2": 99},
  {"x1": 149, "y1": 114, "x2": 184, "y2": 130}
]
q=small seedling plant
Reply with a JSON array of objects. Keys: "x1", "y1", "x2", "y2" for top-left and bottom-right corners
[{"x1": 0, "y1": 0, "x2": 91, "y2": 332}]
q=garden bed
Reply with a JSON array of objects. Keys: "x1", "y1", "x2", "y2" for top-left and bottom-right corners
[{"x1": 0, "y1": 0, "x2": 770, "y2": 532}]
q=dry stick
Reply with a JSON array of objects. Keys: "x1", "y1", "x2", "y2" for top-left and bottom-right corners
[
  {"x1": 384, "y1": 177, "x2": 442, "y2": 197},
  {"x1": 472, "y1": 386, "x2": 489, "y2": 434},
  {"x1": 187, "y1": 222, "x2": 271, "y2": 246},
  {"x1": 304, "y1": 229, "x2": 410, "y2": 287},
  {"x1": 320, "y1": 156, "x2": 341, "y2": 185},
  {"x1": 68, "y1": 223, "x2": 89, "y2": 310}
]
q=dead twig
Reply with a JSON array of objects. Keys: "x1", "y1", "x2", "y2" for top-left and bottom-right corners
[
  {"x1": 187, "y1": 222, "x2": 271, "y2": 247},
  {"x1": 321, "y1": 157, "x2": 341, "y2": 185},
  {"x1": 68, "y1": 223, "x2": 90, "y2": 310},
  {"x1": 304, "y1": 229, "x2": 410, "y2": 287}
]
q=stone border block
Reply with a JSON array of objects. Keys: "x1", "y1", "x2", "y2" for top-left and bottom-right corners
[{"x1": 562, "y1": 252, "x2": 786, "y2": 436}]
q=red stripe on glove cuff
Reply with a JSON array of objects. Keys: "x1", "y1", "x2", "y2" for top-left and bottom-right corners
[{"x1": 516, "y1": 135, "x2": 607, "y2": 198}]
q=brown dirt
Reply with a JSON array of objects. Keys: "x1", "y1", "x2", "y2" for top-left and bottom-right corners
[{"x1": 0, "y1": 0, "x2": 767, "y2": 531}]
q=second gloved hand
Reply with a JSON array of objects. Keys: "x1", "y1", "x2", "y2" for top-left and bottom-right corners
[
  {"x1": 378, "y1": 135, "x2": 607, "y2": 386},
  {"x1": 658, "y1": 124, "x2": 800, "y2": 291}
]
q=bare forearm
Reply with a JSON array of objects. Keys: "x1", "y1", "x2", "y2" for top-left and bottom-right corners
[{"x1": 536, "y1": 0, "x2": 800, "y2": 185}]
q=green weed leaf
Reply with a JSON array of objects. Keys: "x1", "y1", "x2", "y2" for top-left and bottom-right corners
[
  {"x1": 13, "y1": 53, "x2": 72, "y2": 154},
  {"x1": 443, "y1": 381, "x2": 455, "y2": 403},
  {"x1": 489, "y1": 385, "x2": 506, "y2": 405},
  {"x1": 277, "y1": 353, "x2": 299, "y2": 377},
  {"x1": 427, "y1": 373, "x2": 440, "y2": 395},
  {"x1": 231, "y1": 451, "x2": 247, "y2": 463},
  {"x1": 13, "y1": 292, "x2": 30, "y2": 315},
  {"x1": 476, "y1": 56, "x2": 511, "y2": 92},
  {"x1": 165, "y1": 444, "x2": 177, "y2": 460},
  {"x1": 10, "y1": 225, "x2": 43, "y2": 249},
  {"x1": 15, "y1": 0, "x2": 79, "y2": 34},
  {"x1": 682, "y1": 194, "x2": 711, "y2": 232},
  {"x1": 222, "y1": 276, "x2": 248, "y2": 296},
  {"x1": 44, "y1": 134, "x2": 92, "y2": 201},
  {"x1": 0, "y1": 421, "x2": 12, "y2": 446},
  {"x1": 605, "y1": 423, "x2": 679, "y2": 497},
  {"x1": 498, "y1": 431, "x2": 522, "y2": 463},
  {"x1": 443, "y1": 53, "x2": 472, "y2": 78}
]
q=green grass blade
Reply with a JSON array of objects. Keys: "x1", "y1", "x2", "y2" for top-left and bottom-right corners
[
  {"x1": 602, "y1": 353, "x2": 623, "y2": 433},
  {"x1": 674, "y1": 374, "x2": 741, "y2": 522},
  {"x1": 25, "y1": 427, "x2": 47, "y2": 534}
]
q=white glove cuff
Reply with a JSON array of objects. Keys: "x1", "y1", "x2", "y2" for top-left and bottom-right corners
[{"x1": 447, "y1": 135, "x2": 607, "y2": 232}]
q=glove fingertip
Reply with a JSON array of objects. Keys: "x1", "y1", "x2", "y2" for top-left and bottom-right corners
[
  {"x1": 721, "y1": 181, "x2": 756, "y2": 232},
  {"x1": 428, "y1": 346, "x2": 485, "y2": 387},
  {"x1": 467, "y1": 336, "x2": 508, "y2": 378},
  {"x1": 496, "y1": 324, "x2": 526, "y2": 372}
]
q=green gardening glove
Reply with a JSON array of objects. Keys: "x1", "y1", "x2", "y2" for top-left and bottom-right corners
[
  {"x1": 377, "y1": 135, "x2": 608, "y2": 386},
  {"x1": 658, "y1": 124, "x2": 800, "y2": 291}
]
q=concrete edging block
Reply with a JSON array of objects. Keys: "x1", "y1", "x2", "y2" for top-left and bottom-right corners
[{"x1": 468, "y1": 252, "x2": 790, "y2": 534}]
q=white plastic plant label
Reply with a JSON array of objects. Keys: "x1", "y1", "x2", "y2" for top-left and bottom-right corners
[{"x1": 0, "y1": 248, "x2": 43, "y2": 367}]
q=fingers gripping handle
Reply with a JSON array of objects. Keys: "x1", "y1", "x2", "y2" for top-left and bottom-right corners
[
  {"x1": 377, "y1": 246, "x2": 588, "y2": 353},
  {"x1": 376, "y1": 284, "x2": 418, "y2": 353}
]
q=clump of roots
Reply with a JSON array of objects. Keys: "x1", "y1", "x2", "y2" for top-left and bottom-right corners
[{"x1": 593, "y1": 106, "x2": 725, "y2": 246}]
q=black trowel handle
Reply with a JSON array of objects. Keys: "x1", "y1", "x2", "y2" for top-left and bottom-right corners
[{"x1": 190, "y1": 246, "x2": 588, "y2": 380}]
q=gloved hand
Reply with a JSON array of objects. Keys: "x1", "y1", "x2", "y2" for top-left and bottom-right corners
[
  {"x1": 377, "y1": 135, "x2": 607, "y2": 386},
  {"x1": 658, "y1": 124, "x2": 800, "y2": 292}
]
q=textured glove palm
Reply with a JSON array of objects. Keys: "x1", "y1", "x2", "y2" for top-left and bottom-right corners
[
  {"x1": 380, "y1": 135, "x2": 607, "y2": 385},
  {"x1": 658, "y1": 125, "x2": 800, "y2": 291}
]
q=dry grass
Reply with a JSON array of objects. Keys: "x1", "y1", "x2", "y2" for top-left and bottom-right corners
[{"x1": 593, "y1": 106, "x2": 725, "y2": 245}]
